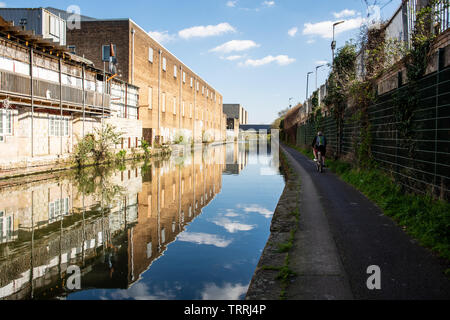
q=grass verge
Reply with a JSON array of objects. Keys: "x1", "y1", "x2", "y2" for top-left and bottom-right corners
[{"x1": 286, "y1": 143, "x2": 450, "y2": 263}]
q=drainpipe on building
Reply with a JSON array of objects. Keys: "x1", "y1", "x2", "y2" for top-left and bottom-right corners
[
  {"x1": 30, "y1": 48, "x2": 34, "y2": 158},
  {"x1": 131, "y1": 28, "x2": 135, "y2": 85},
  {"x1": 194, "y1": 78, "x2": 197, "y2": 144},
  {"x1": 82, "y1": 66, "x2": 86, "y2": 138},
  {"x1": 102, "y1": 61, "x2": 105, "y2": 129},
  {"x1": 158, "y1": 49, "x2": 162, "y2": 143},
  {"x1": 59, "y1": 58, "x2": 63, "y2": 156},
  {"x1": 180, "y1": 66, "x2": 182, "y2": 131}
]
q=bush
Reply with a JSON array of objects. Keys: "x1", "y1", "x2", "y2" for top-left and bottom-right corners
[{"x1": 73, "y1": 124, "x2": 123, "y2": 167}]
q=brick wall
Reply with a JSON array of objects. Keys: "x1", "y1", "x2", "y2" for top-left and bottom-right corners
[{"x1": 67, "y1": 19, "x2": 225, "y2": 144}]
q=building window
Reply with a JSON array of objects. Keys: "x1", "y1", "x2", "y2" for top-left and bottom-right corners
[
  {"x1": 49, "y1": 116, "x2": 69, "y2": 137},
  {"x1": 149, "y1": 47, "x2": 154, "y2": 63},
  {"x1": 49, "y1": 15, "x2": 60, "y2": 37},
  {"x1": 173, "y1": 97, "x2": 177, "y2": 115},
  {"x1": 0, "y1": 110, "x2": 13, "y2": 141},
  {"x1": 102, "y1": 44, "x2": 117, "y2": 62},
  {"x1": 162, "y1": 57, "x2": 167, "y2": 71},
  {"x1": 174, "y1": 65, "x2": 177, "y2": 78},
  {"x1": 49, "y1": 198, "x2": 69, "y2": 223},
  {"x1": 196, "y1": 82, "x2": 199, "y2": 91},
  {"x1": 190, "y1": 103, "x2": 193, "y2": 118},
  {"x1": 148, "y1": 87, "x2": 153, "y2": 109},
  {"x1": 182, "y1": 101, "x2": 185, "y2": 117},
  {"x1": 0, "y1": 211, "x2": 13, "y2": 243},
  {"x1": 183, "y1": 72, "x2": 186, "y2": 83},
  {"x1": 68, "y1": 45, "x2": 76, "y2": 54},
  {"x1": 162, "y1": 93, "x2": 166, "y2": 112},
  {"x1": 190, "y1": 78, "x2": 193, "y2": 88}
]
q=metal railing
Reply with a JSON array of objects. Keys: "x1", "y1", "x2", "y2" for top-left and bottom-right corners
[{"x1": 0, "y1": 70, "x2": 111, "y2": 112}]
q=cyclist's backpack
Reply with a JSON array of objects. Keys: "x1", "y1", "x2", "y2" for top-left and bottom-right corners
[{"x1": 317, "y1": 136, "x2": 325, "y2": 147}]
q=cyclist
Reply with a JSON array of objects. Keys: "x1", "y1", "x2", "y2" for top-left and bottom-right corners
[{"x1": 312, "y1": 131, "x2": 327, "y2": 166}]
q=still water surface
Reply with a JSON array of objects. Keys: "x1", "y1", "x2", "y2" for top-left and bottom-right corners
[{"x1": 0, "y1": 142, "x2": 284, "y2": 300}]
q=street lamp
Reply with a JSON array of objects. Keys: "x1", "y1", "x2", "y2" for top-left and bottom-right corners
[
  {"x1": 315, "y1": 64, "x2": 326, "y2": 91},
  {"x1": 332, "y1": 21, "x2": 345, "y2": 66},
  {"x1": 315, "y1": 64, "x2": 326, "y2": 104},
  {"x1": 306, "y1": 71, "x2": 313, "y2": 101}
]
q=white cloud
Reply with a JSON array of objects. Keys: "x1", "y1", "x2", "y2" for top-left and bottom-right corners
[
  {"x1": 223, "y1": 55, "x2": 245, "y2": 61},
  {"x1": 315, "y1": 60, "x2": 329, "y2": 65},
  {"x1": 178, "y1": 232, "x2": 232, "y2": 248},
  {"x1": 306, "y1": 39, "x2": 316, "y2": 44},
  {"x1": 288, "y1": 27, "x2": 298, "y2": 37},
  {"x1": 226, "y1": 0, "x2": 237, "y2": 7},
  {"x1": 302, "y1": 16, "x2": 365, "y2": 39},
  {"x1": 178, "y1": 22, "x2": 236, "y2": 40},
  {"x1": 148, "y1": 30, "x2": 176, "y2": 44},
  {"x1": 201, "y1": 283, "x2": 248, "y2": 300},
  {"x1": 0, "y1": 2, "x2": 5, "y2": 8},
  {"x1": 239, "y1": 55, "x2": 295, "y2": 68},
  {"x1": 210, "y1": 40, "x2": 260, "y2": 54},
  {"x1": 262, "y1": 1, "x2": 275, "y2": 7},
  {"x1": 333, "y1": 9, "x2": 357, "y2": 19}
]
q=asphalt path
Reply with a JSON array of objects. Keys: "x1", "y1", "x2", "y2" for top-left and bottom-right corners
[{"x1": 282, "y1": 144, "x2": 450, "y2": 300}]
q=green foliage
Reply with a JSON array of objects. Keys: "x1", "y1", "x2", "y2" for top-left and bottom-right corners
[
  {"x1": 73, "y1": 124, "x2": 123, "y2": 167},
  {"x1": 141, "y1": 139, "x2": 152, "y2": 159},
  {"x1": 115, "y1": 150, "x2": 127, "y2": 163}
]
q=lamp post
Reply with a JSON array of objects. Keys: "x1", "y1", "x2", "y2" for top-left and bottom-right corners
[
  {"x1": 316, "y1": 64, "x2": 326, "y2": 104},
  {"x1": 315, "y1": 64, "x2": 326, "y2": 91},
  {"x1": 306, "y1": 71, "x2": 313, "y2": 100},
  {"x1": 332, "y1": 21, "x2": 345, "y2": 66},
  {"x1": 306, "y1": 71, "x2": 313, "y2": 113}
]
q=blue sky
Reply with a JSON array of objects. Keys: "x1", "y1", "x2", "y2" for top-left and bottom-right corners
[{"x1": 1, "y1": 0, "x2": 401, "y2": 123}]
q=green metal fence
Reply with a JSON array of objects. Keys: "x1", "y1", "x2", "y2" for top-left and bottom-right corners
[{"x1": 296, "y1": 64, "x2": 449, "y2": 200}]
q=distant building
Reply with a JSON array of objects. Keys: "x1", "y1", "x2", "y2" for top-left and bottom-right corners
[
  {"x1": 223, "y1": 104, "x2": 248, "y2": 125},
  {"x1": 0, "y1": 7, "x2": 67, "y2": 45},
  {"x1": 240, "y1": 125, "x2": 271, "y2": 134}
]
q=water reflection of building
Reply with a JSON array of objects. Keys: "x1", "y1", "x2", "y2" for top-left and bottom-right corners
[
  {"x1": 0, "y1": 144, "x2": 251, "y2": 300},
  {"x1": 131, "y1": 146, "x2": 226, "y2": 285},
  {"x1": 0, "y1": 165, "x2": 142, "y2": 300},
  {"x1": 225, "y1": 142, "x2": 248, "y2": 175}
]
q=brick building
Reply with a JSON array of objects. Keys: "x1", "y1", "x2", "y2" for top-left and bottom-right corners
[{"x1": 66, "y1": 18, "x2": 226, "y2": 145}]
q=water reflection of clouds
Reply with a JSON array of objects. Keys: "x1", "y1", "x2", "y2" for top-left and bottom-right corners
[
  {"x1": 238, "y1": 204, "x2": 274, "y2": 219},
  {"x1": 224, "y1": 209, "x2": 239, "y2": 217},
  {"x1": 178, "y1": 232, "x2": 232, "y2": 248},
  {"x1": 211, "y1": 217, "x2": 255, "y2": 234},
  {"x1": 102, "y1": 282, "x2": 178, "y2": 300},
  {"x1": 201, "y1": 282, "x2": 249, "y2": 300}
]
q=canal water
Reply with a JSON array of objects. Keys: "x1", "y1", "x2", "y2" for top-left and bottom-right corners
[{"x1": 0, "y1": 142, "x2": 285, "y2": 300}]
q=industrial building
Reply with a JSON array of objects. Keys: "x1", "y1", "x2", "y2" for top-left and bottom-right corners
[
  {"x1": 64, "y1": 15, "x2": 227, "y2": 145},
  {"x1": 0, "y1": 16, "x2": 142, "y2": 170},
  {"x1": 223, "y1": 103, "x2": 248, "y2": 139}
]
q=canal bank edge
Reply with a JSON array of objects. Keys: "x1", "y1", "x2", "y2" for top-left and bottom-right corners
[
  {"x1": 246, "y1": 144, "x2": 354, "y2": 300},
  {"x1": 246, "y1": 146, "x2": 301, "y2": 300},
  {"x1": 0, "y1": 141, "x2": 233, "y2": 182}
]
